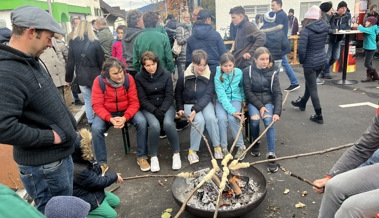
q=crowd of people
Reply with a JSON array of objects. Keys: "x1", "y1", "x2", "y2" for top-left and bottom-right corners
[{"x1": 1, "y1": 1, "x2": 379, "y2": 217}]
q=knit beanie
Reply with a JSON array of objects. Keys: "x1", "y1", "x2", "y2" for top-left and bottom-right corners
[
  {"x1": 263, "y1": 11, "x2": 276, "y2": 23},
  {"x1": 366, "y1": 16, "x2": 378, "y2": 25},
  {"x1": 45, "y1": 196, "x2": 90, "y2": 218},
  {"x1": 337, "y1": 1, "x2": 348, "y2": 10},
  {"x1": 304, "y1": 5, "x2": 321, "y2": 20},
  {"x1": 289, "y1": 8, "x2": 294, "y2": 14},
  {"x1": 320, "y1": 2, "x2": 333, "y2": 12}
]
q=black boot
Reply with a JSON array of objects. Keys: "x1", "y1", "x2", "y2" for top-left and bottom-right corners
[
  {"x1": 372, "y1": 69, "x2": 379, "y2": 81},
  {"x1": 361, "y1": 69, "x2": 373, "y2": 82},
  {"x1": 310, "y1": 108, "x2": 323, "y2": 124},
  {"x1": 291, "y1": 96, "x2": 306, "y2": 111}
]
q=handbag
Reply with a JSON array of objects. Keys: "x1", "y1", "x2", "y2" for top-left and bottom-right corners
[
  {"x1": 171, "y1": 27, "x2": 184, "y2": 55},
  {"x1": 71, "y1": 77, "x2": 81, "y2": 94}
]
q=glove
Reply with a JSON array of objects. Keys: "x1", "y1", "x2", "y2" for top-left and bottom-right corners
[{"x1": 153, "y1": 109, "x2": 165, "y2": 125}]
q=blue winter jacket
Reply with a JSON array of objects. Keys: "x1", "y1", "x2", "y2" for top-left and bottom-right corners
[
  {"x1": 298, "y1": 20, "x2": 329, "y2": 68},
  {"x1": 214, "y1": 66, "x2": 245, "y2": 115},
  {"x1": 260, "y1": 23, "x2": 289, "y2": 60},
  {"x1": 186, "y1": 23, "x2": 227, "y2": 69},
  {"x1": 358, "y1": 25, "x2": 379, "y2": 50}
]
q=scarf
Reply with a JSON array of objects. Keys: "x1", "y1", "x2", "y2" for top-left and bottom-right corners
[{"x1": 106, "y1": 77, "x2": 124, "y2": 88}]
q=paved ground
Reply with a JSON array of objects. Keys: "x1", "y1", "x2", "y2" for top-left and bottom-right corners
[{"x1": 78, "y1": 48, "x2": 379, "y2": 218}]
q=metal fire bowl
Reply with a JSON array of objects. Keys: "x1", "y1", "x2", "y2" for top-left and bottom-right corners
[{"x1": 172, "y1": 161, "x2": 267, "y2": 218}]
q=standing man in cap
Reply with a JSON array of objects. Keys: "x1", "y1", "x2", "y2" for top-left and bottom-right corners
[
  {"x1": 229, "y1": 6, "x2": 265, "y2": 70},
  {"x1": 320, "y1": 1, "x2": 350, "y2": 79},
  {"x1": 0, "y1": 6, "x2": 79, "y2": 213},
  {"x1": 287, "y1": 9, "x2": 299, "y2": 36},
  {"x1": 271, "y1": 0, "x2": 301, "y2": 92}
]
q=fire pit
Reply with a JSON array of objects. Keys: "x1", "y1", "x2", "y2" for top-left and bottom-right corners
[{"x1": 172, "y1": 161, "x2": 267, "y2": 218}]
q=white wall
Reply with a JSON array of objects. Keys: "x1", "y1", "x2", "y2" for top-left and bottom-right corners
[{"x1": 215, "y1": 0, "x2": 356, "y2": 36}]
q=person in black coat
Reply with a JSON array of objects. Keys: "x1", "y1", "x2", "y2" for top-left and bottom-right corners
[
  {"x1": 66, "y1": 20, "x2": 105, "y2": 125},
  {"x1": 135, "y1": 51, "x2": 182, "y2": 172},
  {"x1": 260, "y1": 11, "x2": 289, "y2": 71},
  {"x1": 72, "y1": 129, "x2": 123, "y2": 218},
  {"x1": 291, "y1": 6, "x2": 328, "y2": 124}
]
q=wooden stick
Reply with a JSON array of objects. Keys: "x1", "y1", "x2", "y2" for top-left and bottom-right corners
[
  {"x1": 277, "y1": 164, "x2": 322, "y2": 189},
  {"x1": 122, "y1": 174, "x2": 179, "y2": 181},
  {"x1": 109, "y1": 185, "x2": 120, "y2": 193},
  {"x1": 249, "y1": 143, "x2": 354, "y2": 166},
  {"x1": 229, "y1": 107, "x2": 246, "y2": 154}
]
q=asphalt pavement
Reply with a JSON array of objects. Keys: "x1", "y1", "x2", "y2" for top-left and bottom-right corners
[{"x1": 82, "y1": 48, "x2": 379, "y2": 218}]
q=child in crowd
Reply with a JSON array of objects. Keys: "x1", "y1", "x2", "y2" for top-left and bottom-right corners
[
  {"x1": 111, "y1": 25, "x2": 127, "y2": 66},
  {"x1": 175, "y1": 50, "x2": 221, "y2": 164},
  {"x1": 243, "y1": 47, "x2": 282, "y2": 173},
  {"x1": 135, "y1": 51, "x2": 182, "y2": 172},
  {"x1": 358, "y1": 16, "x2": 379, "y2": 82},
  {"x1": 214, "y1": 53, "x2": 246, "y2": 160},
  {"x1": 72, "y1": 129, "x2": 124, "y2": 218}
]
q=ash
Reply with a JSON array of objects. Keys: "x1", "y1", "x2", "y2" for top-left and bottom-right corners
[{"x1": 184, "y1": 169, "x2": 264, "y2": 211}]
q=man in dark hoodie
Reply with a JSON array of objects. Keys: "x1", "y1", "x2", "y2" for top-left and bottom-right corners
[
  {"x1": 0, "y1": 19, "x2": 11, "y2": 43},
  {"x1": 0, "y1": 6, "x2": 79, "y2": 213},
  {"x1": 271, "y1": 0, "x2": 301, "y2": 92},
  {"x1": 320, "y1": 1, "x2": 350, "y2": 79},
  {"x1": 230, "y1": 6, "x2": 265, "y2": 70},
  {"x1": 122, "y1": 9, "x2": 144, "y2": 77},
  {"x1": 186, "y1": 9, "x2": 227, "y2": 76}
]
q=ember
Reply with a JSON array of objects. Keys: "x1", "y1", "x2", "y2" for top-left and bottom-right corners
[{"x1": 172, "y1": 163, "x2": 267, "y2": 218}]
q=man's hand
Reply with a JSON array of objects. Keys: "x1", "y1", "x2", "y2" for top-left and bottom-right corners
[
  {"x1": 243, "y1": 52, "x2": 251, "y2": 60},
  {"x1": 153, "y1": 109, "x2": 165, "y2": 125},
  {"x1": 110, "y1": 116, "x2": 126, "y2": 129},
  {"x1": 177, "y1": 110, "x2": 185, "y2": 116},
  {"x1": 52, "y1": 130, "x2": 62, "y2": 144},
  {"x1": 312, "y1": 177, "x2": 331, "y2": 194}
]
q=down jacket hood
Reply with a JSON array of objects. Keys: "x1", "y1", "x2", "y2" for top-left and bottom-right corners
[
  {"x1": 192, "y1": 23, "x2": 213, "y2": 40},
  {"x1": 123, "y1": 27, "x2": 143, "y2": 43},
  {"x1": 304, "y1": 19, "x2": 329, "y2": 33}
]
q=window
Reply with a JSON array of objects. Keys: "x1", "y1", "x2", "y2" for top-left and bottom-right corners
[
  {"x1": 244, "y1": 5, "x2": 271, "y2": 22},
  {"x1": 300, "y1": 2, "x2": 321, "y2": 22}
]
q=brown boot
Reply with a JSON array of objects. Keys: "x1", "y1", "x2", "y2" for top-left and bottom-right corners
[
  {"x1": 371, "y1": 69, "x2": 379, "y2": 80},
  {"x1": 361, "y1": 69, "x2": 373, "y2": 82}
]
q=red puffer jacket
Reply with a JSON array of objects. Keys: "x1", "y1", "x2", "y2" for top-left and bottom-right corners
[{"x1": 92, "y1": 74, "x2": 140, "y2": 122}]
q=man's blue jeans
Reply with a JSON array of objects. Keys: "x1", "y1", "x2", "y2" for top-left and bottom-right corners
[
  {"x1": 248, "y1": 103, "x2": 276, "y2": 153},
  {"x1": 282, "y1": 55, "x2": 299, "y2": 86},
  {"x1": 322, "y1": 41, "x2": 341, "y2": 76},
  {"x1": 18, "y1": 155, "x2": 75, "y2": 213},
  {"x1": 92, "y1": 111, "x2": 148, "y2": 165}
]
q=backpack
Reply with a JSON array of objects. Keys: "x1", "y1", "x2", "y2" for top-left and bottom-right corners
[{"x1": 97, "y1": 74, "x2": 129, "y2": 93}]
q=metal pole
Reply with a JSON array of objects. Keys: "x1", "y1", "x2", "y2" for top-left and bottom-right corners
[{"x1": 47, "y1": 0, "x2": 53, "y2": 16}]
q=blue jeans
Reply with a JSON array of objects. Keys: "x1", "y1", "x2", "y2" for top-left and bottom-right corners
[
  {"x1": 142, "y1": 105, "x2": 179, "y2": 156},
  {"x1": 360, "y1": 149, "x2": 379, "y2": 167},
  {"x1": 215, "y1": 100, "x2": 244, "y2": 148},
  {"x1": 18, "y1": 155, "x2": 74, "y2": 213},
  {"x1": 79, "y1": 85, "x2": 94, "y2": 124},
  {"x1": 281, "y1": 55, "x2": 299, "y2": 86},
  {"x1": 184, "y1": 102, "x2": 220, "y2": 151},
  {"x1": 92, "y1": 111, "x2": 148, "y2": 164},
  {"x1": 248, "y1": 103, "x2": 276, "y2": 153},
  {"x1": 322, "y1": 41, "x2": 341, "y2": 75}
]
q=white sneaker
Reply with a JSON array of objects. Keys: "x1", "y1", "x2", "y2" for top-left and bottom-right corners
[
  {"x1": 172, "y1": 153, "x2": 182, "y2": 170},
  {"x1": 150, "y1": 156, "x2": 160, "y2": 172}
]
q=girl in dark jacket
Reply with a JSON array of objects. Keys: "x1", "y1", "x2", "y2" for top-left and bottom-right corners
[
  {"x1": 291, "y1": 6, "x2": 328, "y2": 124},
  {"x1": 66, "y1": 20, "x2": 105, "y2": 125},
  {"x1": 175, "y1": 50, "x2": 221, "y2": 164},
  {"x1": 243, "y1": 47, "x2": 282, "y2": 173},
  {"x1": 72, "y1": 129, "x2": 123, "y2": 218},
  {"x1": 135, "y1": 51, "x2": 181, "y2": 172}
]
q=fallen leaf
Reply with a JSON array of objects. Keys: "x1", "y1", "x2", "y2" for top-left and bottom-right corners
[
  {"x1": 161, "y1": 208, "x2": 173, "y2": 218},
  {"x1": 295, "y1": 202, "x2": 306, "y2": 208},
  {"x1": 301, "y1": 191, "x2": 308, "y2": 196},
  {"x1": 283, "y1": 188, "x2": 290, "y2": 194},
  {"x1": 158, "y1": 180, "x2": 165, "y2": 187}
]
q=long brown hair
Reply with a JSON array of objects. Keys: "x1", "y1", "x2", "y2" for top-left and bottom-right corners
[{"x1": 219, "y1": 53, "x2": 235, "y2": 83}]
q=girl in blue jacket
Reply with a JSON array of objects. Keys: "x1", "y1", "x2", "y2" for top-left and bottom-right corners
[
  {"x1": 214, "y1": 53, "x2": 246, "y2": 160},
  {"x1": 358, "y1": 16, "x2": 379, "y2": 82}
]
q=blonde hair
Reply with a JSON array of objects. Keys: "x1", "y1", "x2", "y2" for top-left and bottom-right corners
[
  {"x1": 181, "y1": 11, "x2": 190, "y2": 22},
  {"x1": 73, "y1": 20, "x2": 98, "y2": 42}
]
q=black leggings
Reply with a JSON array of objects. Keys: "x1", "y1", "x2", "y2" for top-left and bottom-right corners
[{"x1": 302, "y1": 65, "x2": 324, "y2": 111}]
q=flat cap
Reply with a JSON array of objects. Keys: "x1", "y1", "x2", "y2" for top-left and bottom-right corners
[{"x1": 11, "y1": 6, "x2": 65, "y2": 34}]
